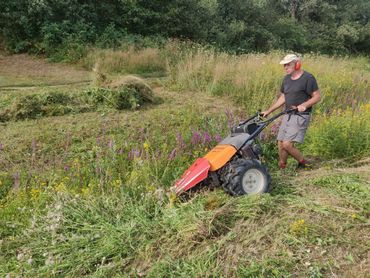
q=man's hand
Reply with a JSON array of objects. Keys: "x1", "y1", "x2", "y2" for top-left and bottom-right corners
[
  {"x1": 261, "y1": 110, "x2": 270, "y2": 117},
  {"x1": 297, "y1": 105, "x2": 307, "y2": 112}
]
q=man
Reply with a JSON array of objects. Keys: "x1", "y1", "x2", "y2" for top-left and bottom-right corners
[{"x1": 262, "y1": 54, "x2": 321, "y2": 169}]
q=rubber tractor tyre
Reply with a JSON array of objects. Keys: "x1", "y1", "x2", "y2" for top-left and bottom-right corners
[{"x1": 220, "y1": 158, "x2": 271, "y2": 196}]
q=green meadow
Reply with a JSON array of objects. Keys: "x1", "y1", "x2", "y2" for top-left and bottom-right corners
[{"x1": 0, "y1": 44, "x2": 369, "y2": 277}]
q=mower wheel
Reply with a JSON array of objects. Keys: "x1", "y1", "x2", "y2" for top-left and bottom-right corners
[{"x1": 221, "y1": 158, "x2": 271, "y2": 196}]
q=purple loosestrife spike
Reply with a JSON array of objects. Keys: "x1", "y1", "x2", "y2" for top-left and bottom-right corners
[
  {"x1": 168, "y1": 148, "x2": 177, "y2": 161},
  {"x1": 214, "y1": 134, "x2": 222, "y2": 143},
  {"x1": 225, "y1": 109, "x2": 235, "y2": 129},
  {"x1": 176, "y1": 132, "x2": 186, "y2": 149},
  {"x1": 0, "y1": 143, "x2": 3, "y2": 151},
  {"x1": 128, "y1": 148, "x2": 141, "y2": 160},
  {"x1": 190, "y1": 131, "x2": 202, "y2": 145},
  {"x1": 134, "y1": 149, "x2": 141, "y2": 157},
  {"x1": 203, "y1": 132, "x2": 211, "y2": 144}
]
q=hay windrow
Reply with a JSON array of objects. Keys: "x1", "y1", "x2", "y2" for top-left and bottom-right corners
[{"x1": 0, "y1": 75, "x2": 157, "y2": 122}]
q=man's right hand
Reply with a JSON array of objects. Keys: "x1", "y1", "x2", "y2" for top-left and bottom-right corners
[{"x1": 261, "y1": 110, "x2": 270, "y2": 117}]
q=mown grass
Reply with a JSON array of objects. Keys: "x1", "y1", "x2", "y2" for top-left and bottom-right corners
[
  {"x1": 1, "y1": 44, "x2": 370, "y2": 277},
  {"x1": 1, "y1": 171, "x2": 368, "y2": 277},
  {"x1": 0, "y1": 77, "x2": 159, "y2": 122}
]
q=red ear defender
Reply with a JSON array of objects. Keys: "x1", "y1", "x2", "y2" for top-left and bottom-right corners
[{"x1": 294, "y1": 59, "x2": 301, "y2": 70}]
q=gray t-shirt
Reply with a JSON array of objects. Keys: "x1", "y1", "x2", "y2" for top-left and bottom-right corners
[{"x1": 280, "y1": 71, "x2": 319, "y2": 113}]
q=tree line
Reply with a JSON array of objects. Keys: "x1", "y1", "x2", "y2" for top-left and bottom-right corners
[{"x1": 0, "y1": 0, "x2": 369, "y2": 56}]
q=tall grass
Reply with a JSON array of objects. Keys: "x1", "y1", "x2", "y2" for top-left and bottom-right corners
[
  {"x1": 165, "y1": 46, "x2": 370, "y2": 115},
  {"x1": 82, "y1": 47, "x2": 167, "y2": 76}
]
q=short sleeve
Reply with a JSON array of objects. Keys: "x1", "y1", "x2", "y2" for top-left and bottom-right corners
[
  {"x1": 280, "y1": 79, "x2": 285, "y2": 93},
  {"x1": 306, "y1": 75, "x2": 319, "y2": 95}
]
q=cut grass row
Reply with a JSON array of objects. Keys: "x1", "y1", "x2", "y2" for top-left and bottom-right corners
[{"x1": 1, "y1": 171, "x2": 368, "y2": 277}]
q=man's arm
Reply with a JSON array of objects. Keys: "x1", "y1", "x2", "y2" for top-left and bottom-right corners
[
  {"x1": 262, "y1": 93, "x2": 285, "y2": 117},
  {"x1": 297, "y1": 90, "x2": 321, "y2": 112}
]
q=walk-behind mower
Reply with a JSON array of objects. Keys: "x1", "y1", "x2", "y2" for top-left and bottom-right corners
[{"x1": 173, "y1": 108, "x2": 297, "y2": 196}]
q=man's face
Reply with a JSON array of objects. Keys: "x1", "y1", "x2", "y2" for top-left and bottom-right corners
[{"x1": 283, "y1": 61, "x2": 295, "y2": 74}]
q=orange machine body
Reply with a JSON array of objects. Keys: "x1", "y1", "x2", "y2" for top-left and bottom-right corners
[{"x1": 203, "y1": 144, "x2": 237, "y2": 171}]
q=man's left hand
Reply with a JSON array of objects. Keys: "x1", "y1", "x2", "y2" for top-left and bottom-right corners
[{"x1": 297, "y1": 105, "x2": 307, "y2": 112}]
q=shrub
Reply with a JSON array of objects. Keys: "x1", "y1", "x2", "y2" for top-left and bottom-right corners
[{"x1": 304, "y1": 104, "x2": 370, "y2": 159}]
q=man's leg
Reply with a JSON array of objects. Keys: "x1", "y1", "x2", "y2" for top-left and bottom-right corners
[
  {"x1": 278, "y1": 140, "x2": 289, "y2": 168},
  {"x1": 281, "y1": 141, "x2": 304, "y2": 162}
]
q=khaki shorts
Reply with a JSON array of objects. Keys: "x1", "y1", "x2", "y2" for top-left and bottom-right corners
[{"x1": 277, "y1": 114, "x2": 311, "y2": 143}]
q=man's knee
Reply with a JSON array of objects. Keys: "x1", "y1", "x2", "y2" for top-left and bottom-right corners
[{"x1": 281, "y1": 141, "x2": 293, "y2": 150}]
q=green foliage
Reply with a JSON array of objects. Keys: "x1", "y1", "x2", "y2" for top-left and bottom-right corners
[
  {"x1": 0, "y1": 0, "x2": 369, "y2": 56},
  {"x1": 304, "y1": 105, "x2": 370, "y2": 159}
]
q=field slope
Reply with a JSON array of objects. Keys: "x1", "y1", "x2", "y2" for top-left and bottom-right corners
[{"x1": 0, "y1": 53, "x2": 369, "y2": 277}]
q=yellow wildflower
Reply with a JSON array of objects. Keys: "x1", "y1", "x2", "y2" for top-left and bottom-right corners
[
  {"x1": 113, "y1": 179, "x2": 122, "y2": 188},
  {"x1": 143, "y1": 142, "x2": 150, "y2": 151},
  {"x1": 81, "y1": 187, "x2": 90, "y2": 196},
  {"x1": 55, "y1": 182, "x2": 67, "y2": 193},
  {"x1": 290, "y1": 219, "x2": 308, "y2": 236},
  {"x1": 30, "y1": 188, "x2": 40, "y2": 200}
]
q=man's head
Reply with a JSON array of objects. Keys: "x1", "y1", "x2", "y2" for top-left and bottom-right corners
[{"x1": 279, "y1": 54, "x2": 301, "y2": 74}]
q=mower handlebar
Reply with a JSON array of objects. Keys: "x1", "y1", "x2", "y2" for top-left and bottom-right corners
[{"x1": 237, "y1": 108, "x2": 298, "y2": 127}]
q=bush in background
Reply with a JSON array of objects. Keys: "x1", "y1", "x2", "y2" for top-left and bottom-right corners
[{"x1": 304, "y1": 104, "x2": 370, "y2": 159}]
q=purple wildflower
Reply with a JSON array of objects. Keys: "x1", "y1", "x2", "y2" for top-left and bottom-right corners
[
  {"x1": 190, "y1": 131, "x2": 202, "y2": 145},
  {"x1": 64, "y1": 165, "x2": 70, "y2": 172},
  {"x1": 176, "y1": 132, "x2": 186, "y2": 149},
  {"x1": 225, "y1": 108, "x2": 235, "y2": 129},
  {"x1": 128, "y1": 148, "x2": 141, "y2": 160},
  {"x1": 168, "y1": 148, "x2": 177, "y2": 161},
  {"x1": 203, "y1": 132, "x2": 212, "y2": 144},
  {"x1": 214, "y1": 134, "x2": 222, "y2": 142},
  {"x1": 0, "y1": 143, "x2": 3, "y2": 151}
]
